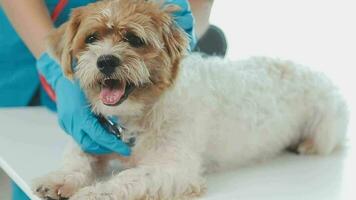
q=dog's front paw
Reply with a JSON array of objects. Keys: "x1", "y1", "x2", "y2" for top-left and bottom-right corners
[
  {"x1": 69, "y1": 184, "x2": 114, "y2": 200},
  {"x1": 32, "y1": 171, "x2": 86, "y2": 200}
]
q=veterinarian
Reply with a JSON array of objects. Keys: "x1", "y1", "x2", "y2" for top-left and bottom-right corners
[{"x1": 0, "y1": 0, "x2": 224, "y2": 199}]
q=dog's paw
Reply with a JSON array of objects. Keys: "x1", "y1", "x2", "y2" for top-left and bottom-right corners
[
  {"x1": 70, "y1": 179, "x2": 205, "y2": 200},
  {"x1": 32, "y1": 171, "x2": 86, "y2": 200},
  {"x1": 69, "y1": 185, "x2": 114, "y2": 200},
  {"x1": 297, "y1": 138, "x2": 317, "y2": 155}
]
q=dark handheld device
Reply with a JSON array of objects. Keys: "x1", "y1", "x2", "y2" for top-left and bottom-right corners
[{"x1": 97, "y1": 115, "x2": 135, "y2": 147}]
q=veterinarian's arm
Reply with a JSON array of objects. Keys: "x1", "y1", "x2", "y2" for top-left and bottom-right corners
[
  {"x1": 189, "y1": 0, "x2": 214, "y2": 38},
  {"x1": 0, "y1": 0, "x2": 53, "y2": 58},
  {"x1": 0, "y1": 0, "x2": 131, "y2": 155}
]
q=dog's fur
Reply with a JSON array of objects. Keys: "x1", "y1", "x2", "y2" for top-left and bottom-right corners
[{"x1": 33, "y1": 0, "x2": 349, "y2": 199}]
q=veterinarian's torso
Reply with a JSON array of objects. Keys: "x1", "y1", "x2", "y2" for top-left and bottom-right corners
[{"x1": 0, "y1": 0, "x2": 96, "y2": 107}]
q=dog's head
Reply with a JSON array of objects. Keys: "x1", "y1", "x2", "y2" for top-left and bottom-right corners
[{"x1": 48, "y1": 0, "x2": 189, "y2": 116}]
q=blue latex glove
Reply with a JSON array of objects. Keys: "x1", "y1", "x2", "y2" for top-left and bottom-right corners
[
  {"x1": 36, "y1": 53, "x2": 131, "y2": 156},
  {"x1": 165, "y1": 0, "x2": 197, "y2": 50}
]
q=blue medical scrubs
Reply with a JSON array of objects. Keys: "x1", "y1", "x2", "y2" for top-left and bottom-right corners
[{"x1": 0, "y1": 0, "x2": 96, "y2": 199}]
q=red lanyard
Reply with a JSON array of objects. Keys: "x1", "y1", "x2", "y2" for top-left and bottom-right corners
[
  {"x1": 51, "y1": 0, "x2": 68, "y2": 21},
  {"x1": 39, "y1": 0, "x2": 68, "y2": 101}
]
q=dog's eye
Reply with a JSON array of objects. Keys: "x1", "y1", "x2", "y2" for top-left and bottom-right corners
[
  {"x1": 85, "y1": 33, "x2": 99, "y2": 44},
  {"x1": 124, "y1": 32, "x2": 145, "y2": 48}
]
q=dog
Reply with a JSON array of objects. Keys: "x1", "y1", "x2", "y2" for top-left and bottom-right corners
[{"x1": 32, "y1": 0, "x2": 349, "y2": 199}]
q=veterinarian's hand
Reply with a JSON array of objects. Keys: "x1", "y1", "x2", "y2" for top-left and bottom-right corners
[
  {"x1": 165, "y1": 0, "x2": 197, "y2": 49},
  {"x1": 36, "y1": 53, "x2": 131, "y2": 156}
]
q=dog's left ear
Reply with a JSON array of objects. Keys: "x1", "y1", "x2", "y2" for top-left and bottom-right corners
[
  {"x1": 159, "y1": 5, "x2": 190, "y2": 62},
  {"x1": 47, "y1": 8, "x2": 83, "y2": 79}
]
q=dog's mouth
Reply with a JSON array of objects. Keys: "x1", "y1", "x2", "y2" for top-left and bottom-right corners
[{"x1": 99, "y1": 78, "x2": 135, "y2": 106}]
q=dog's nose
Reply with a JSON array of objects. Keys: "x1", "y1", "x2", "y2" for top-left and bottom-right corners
[{"x1": 97, "y1": 54, "x2": 121, "y2": 76}]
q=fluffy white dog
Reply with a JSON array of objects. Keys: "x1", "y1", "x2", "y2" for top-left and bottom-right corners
[{"x1": 33, "y1": 0, "x2": 349, "y2": 199}]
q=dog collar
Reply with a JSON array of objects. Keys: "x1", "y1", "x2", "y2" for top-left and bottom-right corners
[{"x1": 98, "y1": 115, "x2": 136, "y2": 147}]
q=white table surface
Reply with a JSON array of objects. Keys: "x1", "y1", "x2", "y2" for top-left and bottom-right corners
[{"x1": 0, "y1": 107, "x2": 355, "y2": 200}]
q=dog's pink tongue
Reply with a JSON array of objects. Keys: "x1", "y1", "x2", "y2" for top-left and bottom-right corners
[{"x1": 100, "y1": 87, "x2": 125, "y2": 105}]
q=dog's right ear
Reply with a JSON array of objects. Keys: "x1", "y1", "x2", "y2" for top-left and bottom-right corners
[
  {"x1": 159, "y1": 5, "x2": 189, "y2": 62},
  {"x1": 47, "y1": 8, "x2": 83, "y2": 79}
]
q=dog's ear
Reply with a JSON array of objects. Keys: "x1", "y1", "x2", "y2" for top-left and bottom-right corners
[
  {"x1": 47, "y1": 8, "x2": 83, "y2": 79},
  {"x1": 159, "y1": 5, "x2": 189, "y2": 62}
]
